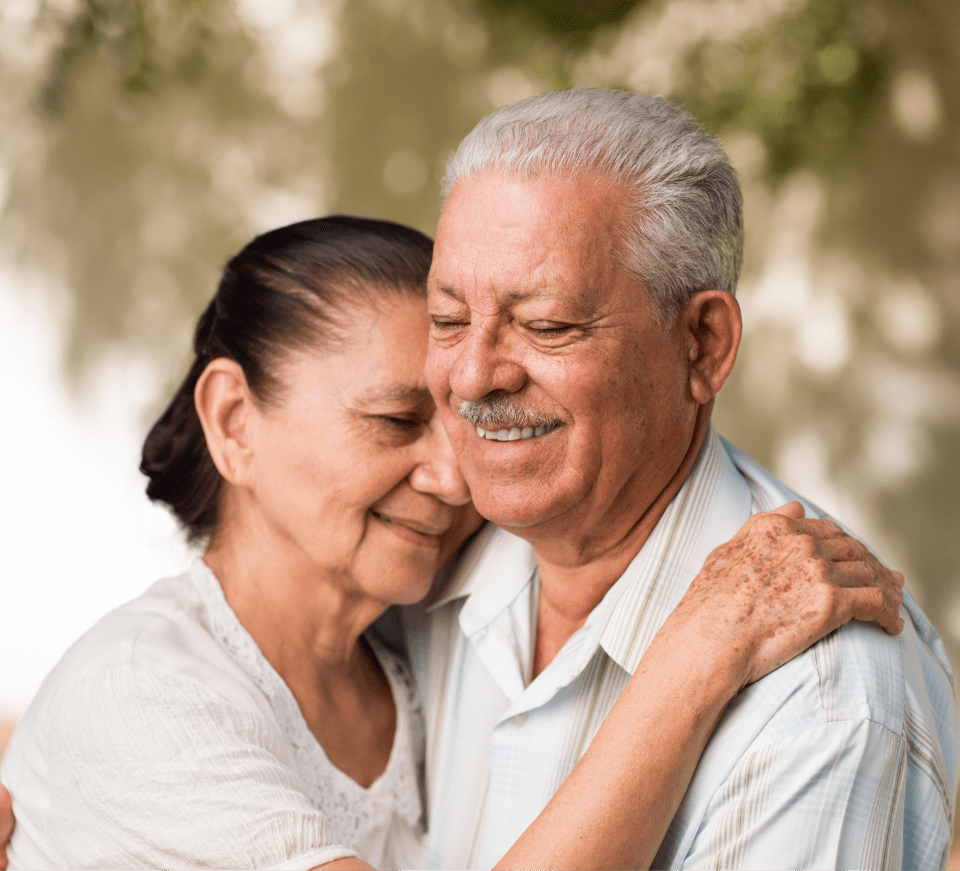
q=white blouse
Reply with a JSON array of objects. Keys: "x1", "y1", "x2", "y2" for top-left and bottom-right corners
[{"x1": 2, "y1": 559, "x2": 427, "y2": 870}]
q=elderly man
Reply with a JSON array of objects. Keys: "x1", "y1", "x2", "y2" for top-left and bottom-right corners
[{"x1": 405, "y1": 89, "x2": 958, "y2": 869}]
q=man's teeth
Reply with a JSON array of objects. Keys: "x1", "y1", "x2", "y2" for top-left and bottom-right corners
[{"x1": 475, "y1": 424, "x2": 557, "y2": 441}]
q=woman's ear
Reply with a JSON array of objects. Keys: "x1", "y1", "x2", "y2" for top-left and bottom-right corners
[
  {"x1": 682, "y1": 290, "x2": 742, "y2": 405},
  {"x1": 194, "y1": 358, "x2": 256, "y2": 486}
]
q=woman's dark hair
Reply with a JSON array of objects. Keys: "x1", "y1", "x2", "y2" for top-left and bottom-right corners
[{"x1": 140, "y1": 214, "x2": 434, "y2": 545}]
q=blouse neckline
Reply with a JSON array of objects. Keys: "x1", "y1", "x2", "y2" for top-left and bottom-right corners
[{"x1": 187, "y1": 558, "x2": 424, "y2": 846}]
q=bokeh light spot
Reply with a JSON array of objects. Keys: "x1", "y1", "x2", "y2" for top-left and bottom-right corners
[
  {"x1": 876, "y1": 281, "x2": 941, "y2": 355},
  {"x1": 891, "y1": 69, "x2": 942, "y2": 141},
  {"x1": 796, "y1": 293, "x2": 850, "y2": 375},
  {"x1": 862, "y1": 416, "x2": 931, "y2": 488}
]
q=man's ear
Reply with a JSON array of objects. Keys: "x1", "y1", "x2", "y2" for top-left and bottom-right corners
[
  {"x1": 682, "y1": 290, "x2": 742, "y2": 405},
  {"x1": 194, "y1": 358, "x2": 256, "y2": 487}
]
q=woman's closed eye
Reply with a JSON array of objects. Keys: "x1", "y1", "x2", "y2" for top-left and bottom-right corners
[{"x1": 377, "y1": 414, "x2": 421, "y2": 430}]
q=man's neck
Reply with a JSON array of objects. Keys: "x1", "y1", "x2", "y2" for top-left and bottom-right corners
[{"x1": 530, "y1": 409, "x2": 713, "y2": 677}]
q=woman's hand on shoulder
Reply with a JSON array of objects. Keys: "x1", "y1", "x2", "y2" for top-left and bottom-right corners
[{"x1": 668, "y1": 501, "x2": 904, "y2": 693}]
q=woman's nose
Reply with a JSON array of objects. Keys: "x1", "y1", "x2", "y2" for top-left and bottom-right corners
[{"x1": 409, "y1": 416, "x2": 471, "y2": 506}]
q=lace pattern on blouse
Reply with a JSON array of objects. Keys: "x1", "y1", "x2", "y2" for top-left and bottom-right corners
[{"x1": 188, "y1": 559, "x2": 424, "y2": 849}]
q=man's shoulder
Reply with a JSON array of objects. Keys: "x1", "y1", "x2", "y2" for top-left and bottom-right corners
[
  {"x1": 719, "y1": 435, "x2": 830, "y2": 519},
  {"x1": 661, "y1": 592, "x2": 959, "y2": 868},
  {"x1": 732, "y1": 593, "x2": 952, "y2": 750},
  {"x1": 717, "y1": 434, "x2": 955, "y2": 736}
]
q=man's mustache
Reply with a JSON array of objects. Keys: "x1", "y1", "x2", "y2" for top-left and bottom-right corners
[{"x1": 457, "y1": 395, "x2": 561, "y2": 430}]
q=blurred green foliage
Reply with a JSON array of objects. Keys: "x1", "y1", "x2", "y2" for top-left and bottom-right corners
[
  {"x1": 681, "y1": 0, "x2": 887, "y2": 180},
  {"x1": 43, "y1": 0, "x2": 155, "y2": 111}
]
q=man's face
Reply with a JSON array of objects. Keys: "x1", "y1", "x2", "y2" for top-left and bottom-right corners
[{"x1": 425, "y1": 171, "x2": 701, "y2": 543}]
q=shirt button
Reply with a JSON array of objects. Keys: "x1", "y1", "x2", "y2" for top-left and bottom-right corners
[{"x1": 512, "y1": 712, "x2": 527, "y2": 726}]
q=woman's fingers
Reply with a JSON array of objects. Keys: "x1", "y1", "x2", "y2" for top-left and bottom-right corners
[
  {"x1": 751, "y1": 508, "x2": 905, "y2": 622},
  {"x1": 762, "y1": 515, "x2": 906, "y2": 632},
  {"x1": 813, "y1": 538, "x2": 904, "y2": 626},
  {"x1": 766, "y1": 500, "x2": 805, "y2": 520},
  {"x1": 681, "y1": 504, "x2": 909, "y2": 690},
  {"x1": 837, "y1": 584, "x2": 905, "y2": 635}
]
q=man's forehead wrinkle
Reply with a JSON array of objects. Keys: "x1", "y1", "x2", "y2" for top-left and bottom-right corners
[
  {"x1": 434, "y1": 272, "x2": 597, "y2": 314},
  {"x1": 498, "y1": 282, "x2": 601, "y2": 318},
  {"x1": 432, "y1": 171, "x2": 624, "y2": 319}
]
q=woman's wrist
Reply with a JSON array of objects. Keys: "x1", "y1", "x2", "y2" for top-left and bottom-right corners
[{"x1": 639, "y1": 605, "x2": 749, "y2": 715}]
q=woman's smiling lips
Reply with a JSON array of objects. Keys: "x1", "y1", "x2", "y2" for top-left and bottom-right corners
[{"x1": 371, "y1": 511, "x2": 449, "y2": 546}]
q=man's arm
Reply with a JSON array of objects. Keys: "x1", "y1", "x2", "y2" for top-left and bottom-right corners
[{"x1": 680, "y1": 717, "x2": 911, "y2": 869}]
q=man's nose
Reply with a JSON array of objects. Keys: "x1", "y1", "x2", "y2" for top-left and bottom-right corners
[{"x1": 448, "y1": 320, "x2": 526, "y2": 402}]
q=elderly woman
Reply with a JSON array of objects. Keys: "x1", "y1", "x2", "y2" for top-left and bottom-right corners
[{"x1": 0, "y1": 216, "x2": 902, "y2": 870}]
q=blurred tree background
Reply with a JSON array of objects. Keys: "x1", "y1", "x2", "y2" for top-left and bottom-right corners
[{"x1": 1, "y1": 0, "x2": 958, "y2": 842}]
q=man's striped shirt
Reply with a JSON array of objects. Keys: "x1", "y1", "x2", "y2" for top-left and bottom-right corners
[{"x1": 403, "y1": 427, "x2": 958, "y2": 869}]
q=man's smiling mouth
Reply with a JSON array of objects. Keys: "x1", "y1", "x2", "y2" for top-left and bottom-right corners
[{"x1": 475, "y1": 424, "x2": 560, "y2": 441}]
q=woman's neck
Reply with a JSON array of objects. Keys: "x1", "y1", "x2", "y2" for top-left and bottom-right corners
[
  {"x1": 204, "y1": 535, "x2": 384, "y2": 673},
  {"x1": 203, "y1": 526, "x2": 396, "y2": 788}
]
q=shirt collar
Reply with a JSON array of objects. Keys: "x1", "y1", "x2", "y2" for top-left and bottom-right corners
[
  {"x1": 597, "y1": 425, "x2": 756, "y2": 674},
  {"x1": 425, "y1": 426, "x2": 756, "y2": 681},
  {"x1": 425, "y1": 521, "x2": 538, "y2": 622}
]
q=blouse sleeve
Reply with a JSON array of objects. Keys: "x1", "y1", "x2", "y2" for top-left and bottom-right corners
[{"x1": 5, "y1": 664, "x2": 359, "y2": 870}]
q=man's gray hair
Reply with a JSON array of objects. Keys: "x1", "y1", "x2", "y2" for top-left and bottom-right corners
[{"x1": 442, "y1": 88, "x2": 743, "y2": 323}]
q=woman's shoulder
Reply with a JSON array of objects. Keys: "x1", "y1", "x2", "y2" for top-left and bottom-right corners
[
  {"x1": 18, "y1": 560, "x2": 270, "y2": 721},
  {"x1": 0, "y1": 561, "x2": 362, "y2": 871},
  {"x1": 45, "y1": 563, "x2": 202, "y2": 665}
]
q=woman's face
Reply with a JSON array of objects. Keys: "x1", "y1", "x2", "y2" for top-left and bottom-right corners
[{"x1": 242, "y1": 292, "x2": 476, "y2": 606}]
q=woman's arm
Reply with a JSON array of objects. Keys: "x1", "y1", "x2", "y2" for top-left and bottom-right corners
[
  {"x1": 495, "y1": 502, "x2": 904, "y2": 871},
  {"x1": 0, "y1": 784, "x2": 11, "y2": 871}
]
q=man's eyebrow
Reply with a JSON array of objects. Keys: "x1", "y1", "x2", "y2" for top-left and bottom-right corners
[
  {"x1": 432, "y1": 283, "x2": 538, "y2": 304},
  {"x1": 499, "y1": 288, "x2": 543, "y2": 306},
  {"x1": 429, "y1": 282, "x2": 464, "y2": 302},
  {"x1": 430, "y1": 281, "x2": 593, "y2": 314},
  {"x1": 355, "y1": 384, "x2": 434, "y2": 405}
]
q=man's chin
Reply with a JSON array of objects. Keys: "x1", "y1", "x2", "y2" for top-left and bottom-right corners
[{"x1": 469, "y1": 489, "x2": 568, "y2": 534}]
